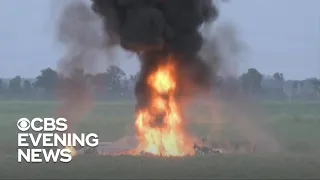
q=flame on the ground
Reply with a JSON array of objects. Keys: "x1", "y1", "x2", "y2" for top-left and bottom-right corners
[
  {"x1": 132, "y1": 57, "x2": 194, "y2": 157},
  {"x1": 65, "y1": 146, "x2": 77, "y2": 156}
]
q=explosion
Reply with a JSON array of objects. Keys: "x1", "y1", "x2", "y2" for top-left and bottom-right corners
[
  {"x1": 134, "y1": 56, "x2": 194, "y2": 156},
  {"x1": 91, "y1": 0, "x2": 219, "y2": 157}
]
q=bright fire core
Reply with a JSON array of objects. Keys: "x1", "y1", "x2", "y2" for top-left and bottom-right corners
[{"x1": 134, "y1": 59, "x2": 194, "y2": 157}]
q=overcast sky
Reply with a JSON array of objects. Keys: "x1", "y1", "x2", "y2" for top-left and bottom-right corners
[{"x1": 0, "y1": 0, "x2": 319, "y2": 80}]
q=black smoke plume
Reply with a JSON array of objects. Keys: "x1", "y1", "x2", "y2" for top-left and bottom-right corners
[{"x1": 91, "y1": 0, "x2": 219, "y2": 109}]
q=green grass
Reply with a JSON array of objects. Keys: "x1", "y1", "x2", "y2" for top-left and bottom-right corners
[{"x1": 0, "y1": 101, "x2": 320, "y2": 178}]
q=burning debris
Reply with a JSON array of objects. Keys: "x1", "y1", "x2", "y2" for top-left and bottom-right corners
[
  {"x1": 91, "y1": 0, "x2": 219, "y2": 157},
  {"x1": 72, "y1": 137, "x2": 257, "y2": 156},
  {"x1": 73, "y1": 140, "x2": 258, "y2": 156},
  {"x1": 193, "y1": 138, "x2": 223, "y2": 155},
  {"x1": 193, "y1": 143, "x2": 223, "y2": 155}
]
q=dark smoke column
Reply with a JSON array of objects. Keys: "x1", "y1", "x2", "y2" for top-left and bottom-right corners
[{"x1": 91, "y1": 0, "x2": 218, "y2": 109}]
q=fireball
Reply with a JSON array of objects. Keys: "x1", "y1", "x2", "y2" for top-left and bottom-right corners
[{"x1": 133, "y1": 57, "x2": 194, "y2": 157}]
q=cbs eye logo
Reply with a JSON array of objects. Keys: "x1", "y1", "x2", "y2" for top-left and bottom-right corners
[{"x1": 17, "y1": 118, "x2": 31, "y2": 131}]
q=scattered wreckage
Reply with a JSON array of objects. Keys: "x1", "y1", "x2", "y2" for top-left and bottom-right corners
[
  {"x1": 193, "y1": 142, "x2": 223, "y2": 155},
  {"x1": 75, "y1": 138, "x2": 225, "y2": 156},
  {"x1": 192, "y1": 138, "x2": 224, "y2": 156},
  {"x1": 72, "y1": 137, "x2": 255, "y2": 156}
]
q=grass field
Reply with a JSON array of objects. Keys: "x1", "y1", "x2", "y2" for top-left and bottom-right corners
[{"x1": 0, "y1": 100, "x2": 320, "y2": 179}]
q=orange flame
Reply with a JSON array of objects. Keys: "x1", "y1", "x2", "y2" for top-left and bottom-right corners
[{"x1": 133, "y1": 57, "x2": 194, "y2": 157}]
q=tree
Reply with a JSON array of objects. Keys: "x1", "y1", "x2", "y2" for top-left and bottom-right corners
[
  {"x1": 300, "y1": 81, "x2": 304, "y2": 89},
  {"x1": 272, "y1": 72, "x2": 285, "y2": 94},
  {"x1": 0, "y1": 79, "x2": 3, "y2": 89},
  {"x1": 240, "y1": 68, "x2": 262, "y2": 93},
  {"x1": 23, "y1": 80, "x2": 32, "y2": 92},
  {"x1": 130, "y1": 72, "x2": 140, "y2": 82},
  {"x1": 9, "y1": 76, "x2": 22, "y2": 93},
  {"x1": 0, "y1": 78, "x2": 4, "y2": 93},
  {"x1": 34, "y1": 68, "x2": 59, "y2": 92},
  {"x1": 107, "y1": 65, "x2": 126, "y2": 81},
  {"x1": 273, "y1": 72, "x2": 284, "y2": 81},
  {"x1": 309, "y1": 78, "x2": 320, "y2": 97},
  {"x1": 293, "y1": 81, "x2": 298, "y2": 89},
  {"x1": 292, "y1": 80, "x2": 299, "y2": 95},
  {"x1": 106, "y1": 65, "x2": 126, "y2": 91}
]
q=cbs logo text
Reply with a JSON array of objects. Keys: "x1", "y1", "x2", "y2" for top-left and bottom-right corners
[{"x1": 17, "y1": 117, "x2": 99, "y2": 163}]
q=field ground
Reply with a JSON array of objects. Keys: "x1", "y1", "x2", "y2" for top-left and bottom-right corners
[{"x1": 0, "y1": 101, "x2": 320, "y2": 178}]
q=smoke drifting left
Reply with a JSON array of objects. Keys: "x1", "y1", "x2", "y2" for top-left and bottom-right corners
[
  {"x1": 55, "y1": 0, "x2": 116, "y2": 76},
  {"x1": 53, "y1": 1, "x2": 113, "y2": 130}
]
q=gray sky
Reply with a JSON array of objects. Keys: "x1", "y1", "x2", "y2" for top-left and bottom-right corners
[{"x1": 0, "y1": 0, "x2": 319, "y2": 80}]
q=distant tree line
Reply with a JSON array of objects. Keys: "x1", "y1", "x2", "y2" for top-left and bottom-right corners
[
  {"x1": 216, "y1": 68, "x2": 320, "y2": 101},
  {"x1": 0, "y1": 65, "x2": 138, "y2": 101},
  {"x1": 0, "y1": 66, "x2": 319, "y2": 101}
]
